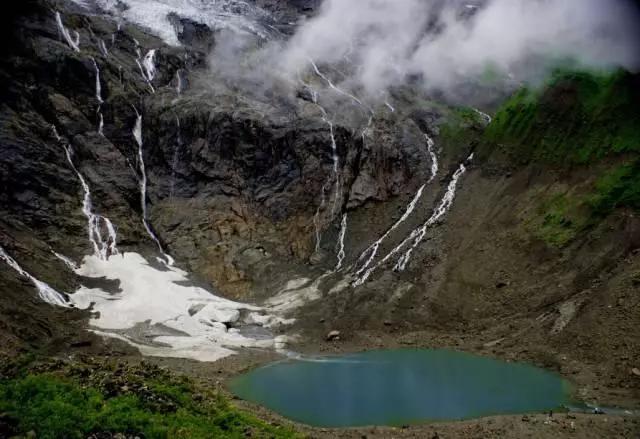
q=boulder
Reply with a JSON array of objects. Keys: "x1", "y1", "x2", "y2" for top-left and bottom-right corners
[{"x1": 326, "y1": 330, "x2": 340, "y2": 341}]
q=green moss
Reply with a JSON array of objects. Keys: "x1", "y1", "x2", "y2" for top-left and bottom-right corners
[
  {"x1": 589, "y1": 160, "x2": 640, "y2": 216},
  {"x1": 0, "y1": 373, "x2": 300, "y2": 439},
  {"x1": 528, "y1": 159, "x2": 640, "y2": 247},
  {"x1": 482, "y1": 69, "x2": 640, "y2": 164},
  {"x1": 532, "y1": 193, "x2": 589, "y2": 248}
]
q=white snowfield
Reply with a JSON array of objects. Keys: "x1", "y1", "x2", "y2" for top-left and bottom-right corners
[{"x1": 71, "y1": 252, "x2": 291, "y2": 362}]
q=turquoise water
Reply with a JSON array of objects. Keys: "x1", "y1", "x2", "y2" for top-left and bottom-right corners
[{"x1": 230, "y1": 349, "x2": 572, "y2": 427}]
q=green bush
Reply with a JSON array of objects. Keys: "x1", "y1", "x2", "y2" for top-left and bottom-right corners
[{"x1": 0, "y1": 374, "x2": 299, "y2": 439}]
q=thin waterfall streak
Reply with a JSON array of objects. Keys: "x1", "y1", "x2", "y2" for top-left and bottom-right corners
[
  {"x1": 394, "y1": 157, "x2": 470, "y2": 271},
  {"x1": 99, "y1": 39, "x2": 109, "y2": 57},
  {"x1": 308, "y1": 58, "x2": 371, "y2": 114},
  {"x1": 55, "y1": 12, "x2": 80, "y2": 52},
  {"x1": 353, "y1": 134, "x2": 438, "y2": 279},
  {"x1": 313, "y1": 185, "x2": 327, "y2": 254},
  {"x1": 52, "y1": 251, "x2": 77, "y2": 270},
  {"x1": 175, "y1": 70, "x2": 183, "y2": 95},
  {"x1": 354, "y1": 156, "x2": 472, "y2": 286},
  {"x1": 133, "y1": 42, "x2": 155, "y2": 93},
  {"x1": 334, "y1": 214, "x2": 348, "y2": 271},
  {"x1": 98, "y1": 113, "x2": 104, "y2": 136},
  {"x1": 90, "y1": 57, "x2": 103, "y2": 104},
  {"x1": 90, "y1": 57, "x2": 105, "y2": 135},
  {"x1": 305, "y1": 80, "x2": 342, "y2": 235},
  {"x1": 142, "y1": 49, "x2": 157, "y2": 82},
  {"x1": 132, "y1": 110, "x2": 174, "y2": 265},
  {"x1": 59, "y1": 139, "x2": 119, "y2": 260},
  {"x1": 0, "y1": 245, "x2": 68, "y2": 307}
]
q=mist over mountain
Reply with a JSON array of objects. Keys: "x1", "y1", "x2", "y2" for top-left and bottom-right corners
[{"x1": 278, "y1": 0, "x2": 640, "y2": 94}]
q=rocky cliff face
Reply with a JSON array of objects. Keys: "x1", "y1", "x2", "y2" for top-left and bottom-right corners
[{"x1": 0, "y1": 0, "x2": 465, "y2": 349}]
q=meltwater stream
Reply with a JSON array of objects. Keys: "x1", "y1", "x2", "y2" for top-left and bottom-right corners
[
  {"x1": 353, "y1": 134, "x2": 439, "y2": 285},
  {"x1": 55, "y1": 12, "x2": 80, "y2": 52},
  {"x1": 231, "y1": 349, "x2": 572, "y2": 428},
  {"x1": 0, "y1": 245, "x2": 69, "y2": 307},
  {"x1": 133, "y1": 110, "x2": 174, "y2": 265},
  {"x1": 53, "y1": 126, "x2": 119, "y2": 260},
  {"x1": 90, "y1": 57, "x2": 104, "y2": 135}
]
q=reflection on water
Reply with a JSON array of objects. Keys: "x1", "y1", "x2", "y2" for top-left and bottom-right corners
[{"x1": 231, "y1": 349, "x2": 572, "y2": 427}]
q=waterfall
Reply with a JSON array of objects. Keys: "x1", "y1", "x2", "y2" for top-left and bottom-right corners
[
  {"x1": 323, "y1": 112, "x2": 340, "y2": 215},
  {"x1": 393, "y1": 156, "x2": 471, "y2": 271},
  {"x1": 334, "y1": 213, "x2": 348, "y2": 271},
  {"x1": 0, "y1": 245, "x2": 69, "y2": 307},
  {"x1": 59, "y1": 138, "x2": 119, "y2": 260},
  {"x1": 132, "y1": 110, "x2": 174, "y2": 265},
  {"x1": 53, "y1": 251, "x2": 78, "y2": 270},
  {"x1": 142, "y1": 49, "x2": 157, "y2": 82},
  {"x1": 175, "y1": 69, "x2": 183, "y2": 95},
  {"x1": 308, "y1": 58, "x2": 370, "y2": 113},
  {"x1": 98, "y1": 113, "x2": 104, "y2": 136},
  {"x1": 353, "y1": 134, "x2": 439, "y2": 281},
  {"x1": 99, "y1": 39, "x2": 109, "y2": 57},
  {"x1": 90, "y1": 57, "x2": 104, "y2": 135},
  {"x1": 55, "y1": 12, "x2": 80, "y2": 52},
  {"x1": 353, "y1": 154, "x2": 472, "y2": 286},
  {"x1": 308, "y1": 87, "x2": 341, "y2": 216},
  {"x1": 90, "y1": 58, "x2": 103, "y2": 104},
  {"x1": 134, "y1": 40, "x2": 155, "y2": 93},
  {"x1": 313, "y1": 184, "x2": 327, "y2": 253}
]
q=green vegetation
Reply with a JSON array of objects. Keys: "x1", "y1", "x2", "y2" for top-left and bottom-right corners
[
  {"x1": 481, "y1": 69, "x2": 640, "y2": 246},
  {"x1": 483, "y1": 69, "x2": 640, "y2": 164},
  {"x1": 0, "y1": 360, "x2": 300, "y2": 439},
  {"x1": 588, "y1": 161, "x2": 640, "y2": 216},
  {"x1": 530, "y1": 161, "x2": 640, "y2": 248},
  {"x1": 532, "y1": 193, "x2": 589, "y2": 247}
]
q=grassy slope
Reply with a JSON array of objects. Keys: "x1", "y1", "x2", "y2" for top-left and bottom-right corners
[
  {"x1": 478, "y1": 69, "x2": 640, "y2": 246},
  {"x1": 0, "y1": 358, "x2": 300, "y2": 439}
]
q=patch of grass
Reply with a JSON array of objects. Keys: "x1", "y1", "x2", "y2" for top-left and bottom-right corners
[
  {"x1": 529, "y1": 159, "x2": 640, "y2": 247},
  {"x1": 0, "y1": 372, "x2": 300, "y2": 439},
  {"x1": 532, "y1": 193, "x2": 589, "y2": 248},
  {"x1": 588, "y1": 160, "x2": 640, "y2": 217}
]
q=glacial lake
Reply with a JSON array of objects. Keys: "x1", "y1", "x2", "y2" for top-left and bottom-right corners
[{"x1": 230, "y1": 349, "x2": 572, "y2": 427}]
